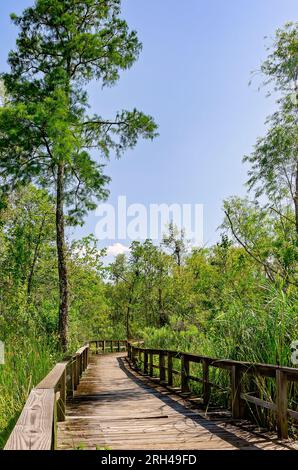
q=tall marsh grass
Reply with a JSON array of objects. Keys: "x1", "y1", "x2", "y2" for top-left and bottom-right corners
[
  {"x1": 0, "y1": 334, "x2": 61, "y2": 448},
  {"x1": 142, "y1": 287, "x2": 298, "y2": 434}
]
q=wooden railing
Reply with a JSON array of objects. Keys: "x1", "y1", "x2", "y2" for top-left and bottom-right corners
[
  {"x1": 127, "y1": 343, "x2": 298, "y2": 440},
  {"x1": 5, "y1": 339, "x2": 298, "y2": 448},
  {"x1": 4, "y1": 340, "x2": 127, "y2": 450},
  {"x1": 89, "y1": 339, "x2": 128, "y2": 354}
]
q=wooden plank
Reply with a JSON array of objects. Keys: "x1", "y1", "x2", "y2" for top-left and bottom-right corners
[
  {"x1": 57, "y1": 370, "x2": 66, "y2": 422},
  {"x1": 76, "y1": 345, "x2": 88, "y2": 356},
  {"x1": 66, "y1": 360, "x2": 75, "y2": 397},
  {"x1": 159, "y1": 352, "x2": 166, "y2": 382},
  {"x1": 143, "y1": 350, "x2": 148, "y2": 375},
  {"x1": 276, "y1": 369, "x2": 288, "y2": 439},
  {"x1": 149, "y1": 352, "x2": 153, "y2": 376},
  {"x1": 4, "y1": 389, "x2": 55, "y2": 450},
  {"x1": 240, "y1": 393, "x2": 277, "y2": 411},
  {"x1": 36, "y1": 362, "x2": 68, "y2": 390},
  {"x1": 167, "y1": 352, "x2": 173, "y2": 386},
  {"x1": 231, "y1": 365, "x2": 243, "y2": 419},
  {"x1": 181, "y1": 354, "x2": 189, "y2": 393},
  {"x1": 75, "y1": 354, "x2": 80, "y2": 388},
  {"x1": 202, "y1": 358, "x2": 211, "y2": 406}
]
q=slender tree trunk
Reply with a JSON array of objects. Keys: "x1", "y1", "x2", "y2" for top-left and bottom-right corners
[
  {"x1": 126, "y1": 288, "x2": 134, "y2": 340},
  {"x1": 56, "y1": 162, "x2": 69, "y2": 351},
  {"x1": 158, "y1": 287, "x2": 166, "y2": 327},
  {"x1": 27, "y1": 215, "x2": 46, "y2": 298},
  {"x1": 126, "y1": 304, "x2": 130, "y2": 340},
  {"x1": 176, "y1": 246, "x2": 181, "y2": 267}
]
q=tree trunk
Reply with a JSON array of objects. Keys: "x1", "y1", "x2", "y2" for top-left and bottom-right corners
[
  {"x1": 126, "y1": 287, "x2": 135, "y2": 340},
  {"x1": 27, "y1": 215, "x2": 46, "y2": 298},
  {"x1": 158, "y1": 287, "x2": 166, "y2": 327},
  {"x1": 56, "y1": 162, "x2": 69, "y2": 351},
  {"x1": 126, "y1": 305, "x2": 130, "y2": 340}
]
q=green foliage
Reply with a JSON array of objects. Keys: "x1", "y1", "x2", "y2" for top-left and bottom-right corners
[
  {"x1": 246, "y1": 22, "x2": 298, "y2": 235},
  {"x1": 0, "y1": 187, "x2": 115, "y2": 447},
  {"x1": 260, "y1": 22, "x2": 298, "y2": 94}
]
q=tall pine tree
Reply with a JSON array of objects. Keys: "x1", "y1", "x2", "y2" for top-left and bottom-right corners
[{"x1": 0, "y1": 0, "x2": 157, "y2": 349}]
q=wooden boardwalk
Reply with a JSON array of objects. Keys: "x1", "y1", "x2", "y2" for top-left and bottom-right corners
[{"x1": 57, "y1": 353, "x2": 297, "y2": 450}]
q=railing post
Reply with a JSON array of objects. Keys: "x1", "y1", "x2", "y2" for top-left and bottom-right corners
[
  {"x1": 167, "y1": 352, "x2": 173, "y2": 386},
  {"x1": 149, "y1": 352, "x2": 153, "y2": 376},
  {"x1": 71, "y1": 359, "x2": 75, "y2": 395},
  {"x1": 231, "y1": 365, "x2": 243, "y2": 419},
  {"x1": 144, "y1": 350, "x2": 148, "y2": 375},
  {"x1": 67, "y1": 362, "x2": 74, "y2": 397},
  {"x1": 276, "y1": 369, "x2": 288, "y2": 439},
  {"x1": 181, "y1": 354, "x2": 190, "y2": 393},
  {"x1": 159, "y1": 351, "x2": 166, "y2": 382},
  {"x1": 118, "y1": 340, "x2": 120, "y2": 352},
  {"x1": 110, "y1": 340, "x2": 113, "y2": 353},
  {"x1": 84, "y1": 348, "x2": 87, "y2": 370},
  {"x1": 83, "y1": 349, "x2": 86, "y2": 371},
  {"x1": 75, "y1": 353, "x2": 79, "y2": 389},
  {"x1": 74, "y1": 356, "x2": 77, "y2": 389},
  {"x1": 80, "y1": 353, "x2": 83, "y2": 376},
  {"x1": 103, "y1": 340, "x2": 105, "y2": 353},
  {"x1": 202, "y1": 359, "x2": 211, "y2": 406},
  {"x1": 96, "y1": 341, "x2": 99, "y2": 355},
  {"x1": 57, "y1": 370, "x2": 66, "y2": 422},
  {"x1": 132, "y1": 346, "x2": 136, "y2": 365}
]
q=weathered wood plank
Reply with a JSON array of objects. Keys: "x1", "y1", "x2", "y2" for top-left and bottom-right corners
[
  {"x1": 276, "y1": 369, "x2": 288, "y2": 439},
  {"x1": 241, "y1": 393, "x2": 277, "y2": 411},
  {"x1": 36, "y1": 362, "x2": 68, "y2": 390},
  {"x1": 231, "y1": 365, "x2": 242, "y2": 419},
  {"x1": 4, "y1": 389, "x2": 55, "y2": 450}
]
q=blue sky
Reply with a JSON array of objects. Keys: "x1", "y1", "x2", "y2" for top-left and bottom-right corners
[{"x1": 0, "y1": 0, "x2": 297, "y2": 256}]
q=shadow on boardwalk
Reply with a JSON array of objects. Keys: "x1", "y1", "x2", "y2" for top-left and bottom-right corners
[
  {"x1": 117, "y1": 356, "x2": 296, "y2": 451},
  {"x1": 57, "y1": 353, "x2": 297, "y2": 450}
]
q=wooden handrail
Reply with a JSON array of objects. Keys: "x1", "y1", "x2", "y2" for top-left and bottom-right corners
[
  {"x1": 88, "y1": 339, "x2": 128, "y2": 354},
  {"x1": 127, "y1": 342, "x2": 298, "y2": 440},
  {"x1": 6, "y1": 339, "x2": 296, "y2": 448},
  {"x1": 4, "y1": 340, "x2": 127, "y2": 450}
]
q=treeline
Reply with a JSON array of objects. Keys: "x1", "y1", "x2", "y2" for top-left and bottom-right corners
[{"x1": 108, "y1": 224, "x2": 297, "y2": 365}]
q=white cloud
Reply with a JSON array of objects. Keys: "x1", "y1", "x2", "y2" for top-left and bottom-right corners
[{"x1": 106, "y1": 243, "x2": 130, "y2": 257}]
